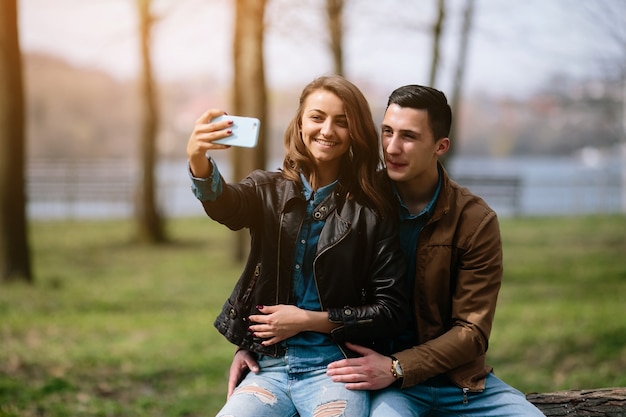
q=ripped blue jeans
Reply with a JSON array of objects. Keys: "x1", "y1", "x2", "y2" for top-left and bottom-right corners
[{"x1": 216, "y1": 355, "x2": 369, "y2": 417}]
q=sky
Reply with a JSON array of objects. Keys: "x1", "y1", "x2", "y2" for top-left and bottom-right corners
[{"x1": 17, "y1": 0, "x2": 625, "y2": 101}]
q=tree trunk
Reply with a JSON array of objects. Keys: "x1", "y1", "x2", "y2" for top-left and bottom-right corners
[
  {"x1": 527, "y1": 387, "x2": 626, "y2": 416},
  {"x1": 444, "y1": 0, "x2": 474, "y2": 165},
  {"x1": 231, "y1": 0, "x2": 267, "y2": 261},
  {"x1": 0, "y1": 0, "x2": 32, "y2": 283},
  {"x1": 326, "y1": 0, "x2": 344, "y2": 76},
  {"x1": 135, "y1": 0, "x2": 165, "y2": 243},
  {"x1": 428, "y1": 0, "x2": 445, "y2": 87}
]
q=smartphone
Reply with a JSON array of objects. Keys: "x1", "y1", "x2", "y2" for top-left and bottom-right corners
[{"x1": 213, "y1": 115, "x2": 260, "y2": 148}]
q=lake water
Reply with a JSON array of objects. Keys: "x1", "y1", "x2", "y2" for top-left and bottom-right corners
[
  {"x1": 447, "y1": 153, "x2": 625, "y2": 216},
  {"x1": 27, "y1": 152, "x2": 625, "y2": 219}
]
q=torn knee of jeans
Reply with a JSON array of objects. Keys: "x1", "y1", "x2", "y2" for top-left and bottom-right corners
[
  {"x1": 313, "y1": 399, "x2": 348, "y2": 417},
  {"x1": 233, "y1": 384, "x2": 278, "y2": 406}
]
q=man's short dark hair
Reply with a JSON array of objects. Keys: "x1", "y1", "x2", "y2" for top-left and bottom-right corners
[{"x1": 386, "y1": 85, "x2": 452, "y2": 140}]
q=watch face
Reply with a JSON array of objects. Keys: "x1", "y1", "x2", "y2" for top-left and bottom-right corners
[
  {"x1": 394, "y1": 361, "x2": 404, "y2": 377},
  {"x1": 392, "y1": 359, "x2": 403, "y2": 378}
]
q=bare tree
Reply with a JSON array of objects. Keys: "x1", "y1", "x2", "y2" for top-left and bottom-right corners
[
  {"x1": 135, "y1": 0, "x2": 165, "y2": 243},
  {"x1": 0, "y1": 0, "x2": 32, "y2": 283},
  {"x1": 445, "y1": 0, "x2": 475, "y2": 164},
  {"x1": 326, "y1": 0, "x2": 344, "y2": 75},
  {"x1": 231, "y1": 0, "x2": 268, "y2": 260},
  {"x1": 428, "y1": 0, "x2": 446, "y2": 87}
]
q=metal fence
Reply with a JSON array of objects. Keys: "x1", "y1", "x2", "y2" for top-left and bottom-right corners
[{"x1": 26, "y1": 157, "x2": 624, "y2": 220}]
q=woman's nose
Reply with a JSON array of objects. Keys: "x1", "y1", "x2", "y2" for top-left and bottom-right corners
[{"x1": 320, "y1": 120, "x2": 333, "y2": 137}]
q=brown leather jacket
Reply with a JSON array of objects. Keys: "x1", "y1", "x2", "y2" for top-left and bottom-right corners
[{"x1": 394, "y1": 163, "x2": 503, "y2": 392}]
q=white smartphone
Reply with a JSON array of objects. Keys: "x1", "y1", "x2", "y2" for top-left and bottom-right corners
[{"x1": 212, "y1": 115, "x2": 260, "y2": 148}]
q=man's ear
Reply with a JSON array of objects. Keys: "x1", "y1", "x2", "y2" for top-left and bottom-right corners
[{"x1": 435, "y1": 137, "x2": 450, "y2": 156}]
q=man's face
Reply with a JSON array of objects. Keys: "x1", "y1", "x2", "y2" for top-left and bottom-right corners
[{"x1": 381, "y1": 104, "x2": 444, "y2": 185}]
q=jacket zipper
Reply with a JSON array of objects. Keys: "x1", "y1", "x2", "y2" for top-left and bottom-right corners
[
  {"x1": 276, "y1": 211, "x2": 284, "y2": 305},
  {"x1": 312, "y1": 216, "x2": 350, "y2": 309},
  {"x1": 241, "y1": 263, "x2": 261, "y2": 304}
]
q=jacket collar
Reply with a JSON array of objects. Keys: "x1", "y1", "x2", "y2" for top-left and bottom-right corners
[
  {"x1": 279, "y1": 172, "x2": 347, "y2": 221},
  {"x1": 430, "y1": 161, "x2": 452, "y2": 222}
]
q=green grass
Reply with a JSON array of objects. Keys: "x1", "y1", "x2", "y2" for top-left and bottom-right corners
[
  {"x1": 492, "y1": 215, "x2": 626, "y2": 393},
  {"x1": 1, "y1": 214, "x2": 626, "y2": 415}
]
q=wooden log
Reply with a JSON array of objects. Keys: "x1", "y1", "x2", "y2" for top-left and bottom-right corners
[{"x1": 527, "y1": 387, "x2": 626, "y2": 416}]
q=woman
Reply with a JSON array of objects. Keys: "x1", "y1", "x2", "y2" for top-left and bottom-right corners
[{"x1": 186, "y1": 75, "x2": 408, "y2": 417}]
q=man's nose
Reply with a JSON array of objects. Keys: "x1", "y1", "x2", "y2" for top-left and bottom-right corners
[{"x1": 385, "y1": 136, "x2": 400, "y2": 154}]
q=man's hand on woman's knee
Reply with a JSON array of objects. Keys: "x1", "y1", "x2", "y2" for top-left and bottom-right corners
[{"x1": 228, "y1": 349, "x2": 260, "y2": 397}]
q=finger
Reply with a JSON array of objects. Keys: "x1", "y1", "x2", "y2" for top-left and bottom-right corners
[
  {"x1": 227, "y1": 368, "x2": 245, "y2": 398},
  {"x1": 328, "y1": 371, "x2": 366, "y2": 383},
  {"x1": 248, "y1": 314, "x2": 269, "y2": 324},
  {"x1": 257, "y1": 304, "x2": 277, "y2": 313},
  {"x1": 253, "y1": 330, "x2": 277, "y2": 340},
  {"x1": 227, "y1": 377, "x2": 237, "y2": 398},
  {"x1": 344, "y1": 342, "x2": 376, "y2": 356},
  {"x1": 193, "y1": 125, "x2": 232, "y2": 144},
  {"x1": 197, "y1": 108, "x2": 226, "y2": 124},
  {"x1": 248, "y1": 326, "x2": 273, "y2": 337},
  {"x1": 344, "y1": 381, "x2": 375, "y2": 391},
  {"x1": 244, "y1": 357, "x2": 260, "y2": 373},
  {"x1": 261, "y1": 336, "x2": 282, "y2": 346},
  {"x1": 327, "y1": 357, "x2": 360, "y2": 370},
  {"x1": 327, "y1": 364, "x2": 363, "y2": 377}
]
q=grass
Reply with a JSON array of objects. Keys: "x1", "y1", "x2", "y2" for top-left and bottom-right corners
[
  {"x1": 1, "y1": 214, "x2": 626, "y2": 415},
  {"x1": 492, "y1": 215, "x2": 626, "y2": 392}
]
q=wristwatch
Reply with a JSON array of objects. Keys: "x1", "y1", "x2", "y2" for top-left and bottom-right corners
[{"x1": 390, "y1": 356, "x2": 404, "y2": 380}]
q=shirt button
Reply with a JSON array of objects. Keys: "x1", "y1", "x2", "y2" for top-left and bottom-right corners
[
  {"x1": 295, "y1": 264, "x2": 301, "y2": 270},
  {"x1": 300, "y1": 239, "x2": 306, "y2": 244}
]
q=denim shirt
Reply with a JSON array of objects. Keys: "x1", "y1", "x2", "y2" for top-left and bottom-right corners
[
  {"x1": 189, "y1": 160, "x2": 344, "y2": 372},
  {"x1": 189, "y1": 157, "x2": 222, "y2": 202},
  {"x1": 284, "y1": 174, "x2": 344, "y2": 372}
]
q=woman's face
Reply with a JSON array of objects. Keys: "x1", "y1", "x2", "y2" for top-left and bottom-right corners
[{"x1": 300, "y1": 89, "x2": 351, "y2": 172}]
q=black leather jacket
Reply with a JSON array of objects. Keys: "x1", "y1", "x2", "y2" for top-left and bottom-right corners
[{"x1": 205, "y1": 170, "x2": 408, "y2": 358}]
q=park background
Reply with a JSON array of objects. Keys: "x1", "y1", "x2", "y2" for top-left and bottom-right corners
[{"x1": 1, "y1": 0, "x2": 626, "y2": 415}]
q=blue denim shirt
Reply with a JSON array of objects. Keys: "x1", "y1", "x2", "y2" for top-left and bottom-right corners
[
  {"x1": 284, "y1": 174, "x2": 344, "y2": 372},
  {"x1": 189, "y1": 157, "x2": 222, "y2": 202},
  {"x1": 189, "y1": 160, "x2": 344, "y2": 372}
]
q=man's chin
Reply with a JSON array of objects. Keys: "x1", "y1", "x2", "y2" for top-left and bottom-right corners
[{"x1": 385, "y1": 169, "x2": 405, "y2": 182}]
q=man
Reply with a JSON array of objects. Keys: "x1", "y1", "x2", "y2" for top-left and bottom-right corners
[
  {"x1": 227, "y1": 84, "x2": 545, "y2": 416},
  {"x1": 324, "y1": 84, "x2": 545, "y2": 416}
]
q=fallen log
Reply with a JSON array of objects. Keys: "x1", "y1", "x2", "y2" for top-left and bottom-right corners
[{"x1": 527, "y1": 387, "x2": 626, "y2": 416}]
